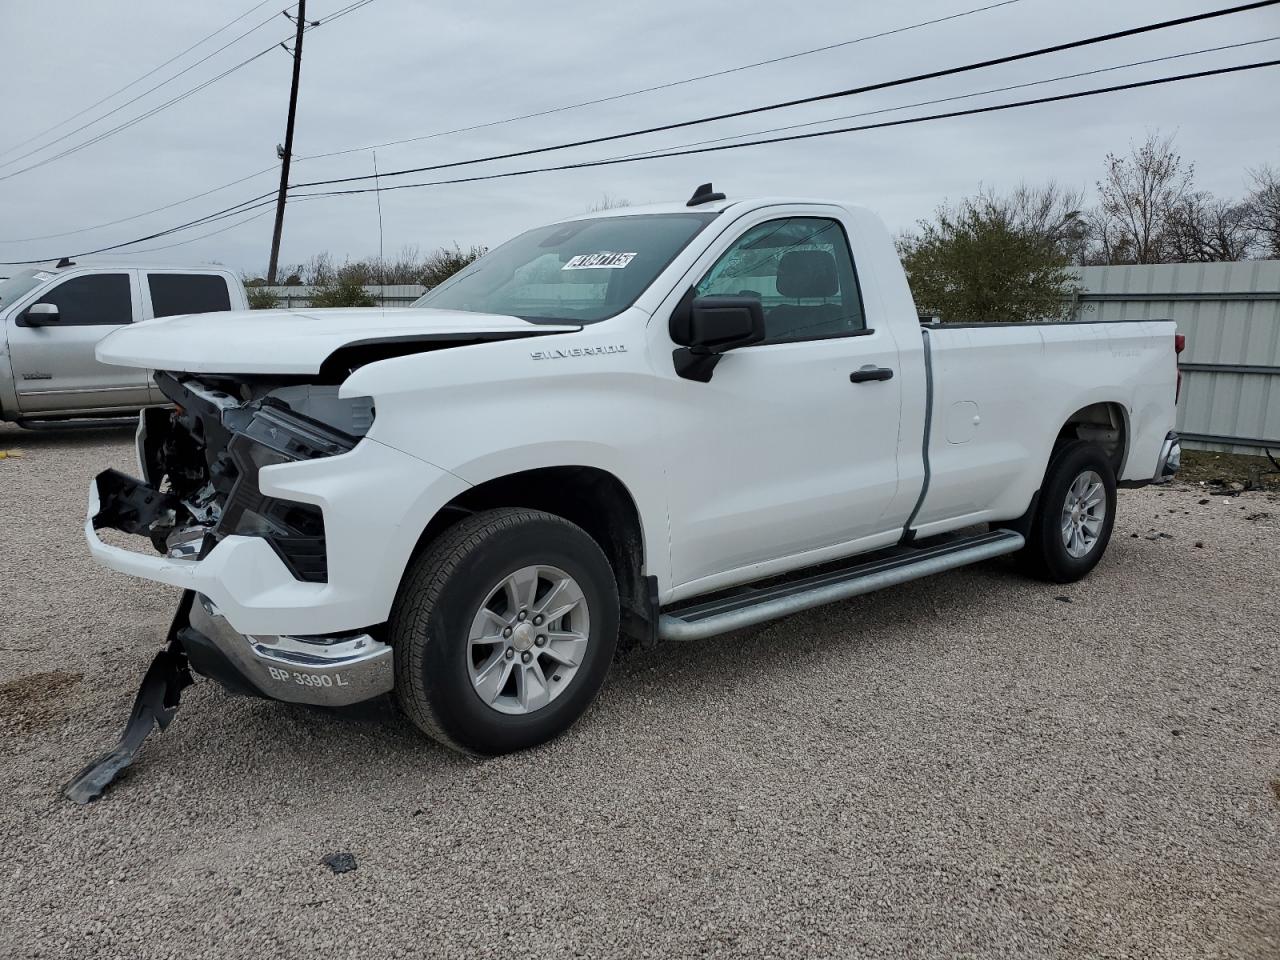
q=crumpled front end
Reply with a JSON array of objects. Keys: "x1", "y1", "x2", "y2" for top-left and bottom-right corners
[
  {"x1": 70, "y1": 371, "x2": 471, "y2": 802},
  {"x1": 84, "y1": 371, "x2": 459, "y2": 707}
]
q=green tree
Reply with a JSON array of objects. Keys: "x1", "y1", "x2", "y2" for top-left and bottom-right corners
[
  {"x1": 245, "y1": 285, "x2": 279, "y2": 309},
  {"x1": 899, "y1": 183, "x2": 1083, "y2": 323},
  {"x1": 309, "y1": 276, "x2": 378, "y2": 308}
]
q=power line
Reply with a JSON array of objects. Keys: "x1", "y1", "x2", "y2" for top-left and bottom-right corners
[
  {"x1": 5, "y1": 57, "x2": 1273, "y2": 266},
  {"x1": 0, "y1": 1, "x2": 379, "y2": 262},
  {"x1": 289, "y1": 59, "x2": 1280, "y2": 200},
  {"x1": 312, "y1": 0, "x2": 377, "y2": 26},
  {"x1": 108, "y1": 191, "x2": 330, "y2": 256},
  {"x1": 110, "y1": 207, "x2": 277, "y2": 256},
  {"x1": 6, "y1": 19, "x2": 1273, "y2": 264},
  {"x1": 0, "y1": 6, "x2": 291, "y2": 174},
  {"x1": 1, "y1": 1, "x2": 1236, "y2": 258},
  {"x1": 298, "y1": 0, "x2": 1026, "y2": 161},
  {"x1": 0, "y1": 1, "x2": 962, "y2": 247},
  {"x1": 0, "y1": 191, "x2": 279, "y2": 265},
  {"x1": 292, "y1": 0, "x2": 1280, "y2": 191},
  {"x1": 0, "y1": 164, "x2": 279, "y2": 243},
  {"x1": 611, "y1": 36, "x2": 1280, "y2": 163},
  {"x1": 0, "y1": 47, "x2": 282, "y2": 184},
  {"x1": 0, "y1": 0, "x2": 282, "y2": 161},
  {"x1": 0, "y1": 0, "x2": 376, "y2": 184}
]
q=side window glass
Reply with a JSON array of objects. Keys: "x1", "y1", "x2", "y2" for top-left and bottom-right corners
[
  {"x1": 695, "y1": 217, "x2": 865, "y2": 343},
  {"x1": 34, "y1": 274, "x2": 132, "y2": 325},
  {"x1": 148, "y1": 274, "x2": 233, "y2": 318}
]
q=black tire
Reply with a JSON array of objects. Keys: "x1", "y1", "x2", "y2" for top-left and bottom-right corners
[
  {"x1": 390, "y1": 507, "x2": 619, "y2": 755},
  {"x1": 1019, "y1": 439, "x2": 1117, "y2": 583}
]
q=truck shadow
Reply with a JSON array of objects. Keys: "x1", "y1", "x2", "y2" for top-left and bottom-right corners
[{"x1": 0, "y1": 419, "x2": 135, "y2": 450}]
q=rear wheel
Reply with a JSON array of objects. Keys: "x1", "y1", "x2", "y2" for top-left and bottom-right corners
[
  {"x1": 391, "y1": 507, "x2": 619, "y2": 755},
  {"x1": 1019, "y1": 440, "x2": 1117, "y2": 583}
]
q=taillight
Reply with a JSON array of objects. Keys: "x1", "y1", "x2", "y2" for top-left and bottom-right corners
[{"x1": 1174, "y1": 334, "x2": 1185, "y2": 402}]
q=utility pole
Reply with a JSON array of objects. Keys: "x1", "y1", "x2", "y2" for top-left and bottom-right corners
[{"x1": 267, "y1": 0, "x2": 306, "y2": 284}]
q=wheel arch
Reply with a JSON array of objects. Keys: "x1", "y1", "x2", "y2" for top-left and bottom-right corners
[
  {"x1": 404, "y1": 465, "x2": 656, "y2": 646},
  {"x1": 1055, "y1": 400, "x2": 1130, "y2": 477}
]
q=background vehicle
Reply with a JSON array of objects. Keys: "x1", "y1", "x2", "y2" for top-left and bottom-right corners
[
  {"x1": 76, "y1": 187, "x2": 1181, "y2": 786},
  {"x1": 0, "y1": 261, "x2": 246, "y2": 424}
]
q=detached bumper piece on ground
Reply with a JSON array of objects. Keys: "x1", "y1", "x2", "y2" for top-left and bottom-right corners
[
  {"x1": 62, "y1": 596, "x2": 194, "y2": 804},
  {"x1": 62, "y1": 584, "x2": 395, "y2": 803}
]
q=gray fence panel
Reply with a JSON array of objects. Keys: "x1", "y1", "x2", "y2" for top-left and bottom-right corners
[{"x1": 1072, "y1": 261, "x2": 1280, "y2": 455}]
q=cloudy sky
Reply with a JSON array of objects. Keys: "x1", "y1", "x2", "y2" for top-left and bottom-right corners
[{"x1": 1, "y1": 0, "x2": 1276, "y2": 274}]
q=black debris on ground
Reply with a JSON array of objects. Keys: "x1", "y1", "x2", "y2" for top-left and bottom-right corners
[{"x1": 321, "y1": 852, "x2": 358, "y2": 874}]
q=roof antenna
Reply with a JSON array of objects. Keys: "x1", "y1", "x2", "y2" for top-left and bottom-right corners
[
  {"x1": 686, "y1": 182, "x2": 726, "y2": 207},
  {"x1": 56, "y1": 257, "x2": 75, "y2": 268}
]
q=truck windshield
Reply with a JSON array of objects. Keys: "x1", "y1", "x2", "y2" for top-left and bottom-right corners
[
  {"x1": 414, "y1": 213, "x2": 717, "y2": 323},
  {"x1": 0, "y1": 269, "x2": 50, "y2": 308}
]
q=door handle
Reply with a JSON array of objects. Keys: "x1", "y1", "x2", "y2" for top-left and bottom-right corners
[{"x1": 849, "y1": 366, "x2": 894, "y2": 383}]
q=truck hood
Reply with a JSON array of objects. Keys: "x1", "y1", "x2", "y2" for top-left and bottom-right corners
[{"x1": 96, "y1": 306, "x2": 580, "y2": 375}]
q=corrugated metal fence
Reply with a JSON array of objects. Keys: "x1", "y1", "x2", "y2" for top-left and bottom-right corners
[
  {"x1": 1071, "y1": 261, "x2": 1280, "y2": 454},
  {"x1": 254, "y1": 284, "x2": 426, "y2": 308}
]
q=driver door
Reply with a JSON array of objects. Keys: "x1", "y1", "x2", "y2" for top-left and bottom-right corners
[
  {"x1": 7, "y1": 270, "x2": 150, "y2": 415},
  {"x1": 654, "y1": 209, "x2": 905, "y2": 596}
]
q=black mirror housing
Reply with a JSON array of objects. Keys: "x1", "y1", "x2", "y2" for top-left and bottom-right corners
[
  {"x1": 671, "y1": 292, "x2": 766, "y2": 381},
  {"x1": 686, "y1": 296, "x2": 766, "y2": 351}
]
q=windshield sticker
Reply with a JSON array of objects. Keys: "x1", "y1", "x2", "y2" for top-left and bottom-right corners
[
  {"x1": 562, "y1": 252, "x2": 637, "y2": 270},
  {"x1": 33, "y1": 272, "x2": 55, "y2": 282}
]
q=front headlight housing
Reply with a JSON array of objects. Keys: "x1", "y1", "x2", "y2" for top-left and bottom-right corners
[{"x1": 216, "y1": 405, "x2": 361, "y2": 583}]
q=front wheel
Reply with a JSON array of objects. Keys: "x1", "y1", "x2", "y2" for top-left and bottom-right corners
[
  {"x1": 391, "y1": 507, "x2": 619, "y2": 755},
  {"x1": 1019, "y1": 439, "x2": 1117, "y2": 583}
]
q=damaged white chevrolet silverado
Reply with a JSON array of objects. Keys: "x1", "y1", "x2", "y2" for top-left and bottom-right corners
[{"x1": 69, "y1": 185, "x2": 1182, "y2": 799}]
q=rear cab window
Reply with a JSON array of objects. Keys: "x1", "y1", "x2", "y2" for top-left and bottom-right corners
[{"x1": 147, "y1": 273, "x2": 233, "y2": 318}]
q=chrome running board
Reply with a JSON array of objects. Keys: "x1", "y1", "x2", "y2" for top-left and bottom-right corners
[{"x1": 657, "y1": 529, "x2": 1025, "y2": 642}]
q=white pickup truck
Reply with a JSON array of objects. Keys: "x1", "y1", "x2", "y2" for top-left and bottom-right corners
[
  {"x1": 68, "y1": 186, "x2": 1181, "y2": 798},
  {"x1": 0, "y1": 261, "x2": 246, "y2": 425}
]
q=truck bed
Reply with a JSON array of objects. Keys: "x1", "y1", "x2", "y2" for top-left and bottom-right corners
[{"x1": 909, "y1": 319, "x2": 1177, "y2": 539}]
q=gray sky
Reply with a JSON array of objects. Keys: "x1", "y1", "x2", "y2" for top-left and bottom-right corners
[{"x1": 1, "y1": 0, "x2": 1277, "y2": 274}]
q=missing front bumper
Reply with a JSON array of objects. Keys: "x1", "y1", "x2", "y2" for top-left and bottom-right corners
[{"x1": 183, "y1": 595, "x2": 393, "y2": 707}]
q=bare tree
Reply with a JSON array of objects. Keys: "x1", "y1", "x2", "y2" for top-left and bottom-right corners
[
  {"x1": 1007, "y1": 181, "x2": 1088, "y2": 260},
  {"x1": 1166, "y1": 193, "x2": 1257, "y2": 262},
  {"x1": 268, "y1": 245, "x2": 486, "y2": 292},
  {"x1": 1244, "y1": 164, "x2": 1280, "y2": 259},
  {"x1": 1091, "y1": 131, "x2": 1195, "y2": 264},
  {"x1": 586, "y1": 193, "x2": 631, "y2": 212}
]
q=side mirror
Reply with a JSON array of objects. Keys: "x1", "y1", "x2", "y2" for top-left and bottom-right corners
[
  {"x1": 670, "y1": 293, "x2": 766, "y2": 382},
  {"x1": 22, "y1": 303, "x2": 60, "y2": 327}
]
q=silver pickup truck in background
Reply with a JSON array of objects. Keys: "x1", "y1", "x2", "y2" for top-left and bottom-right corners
[{"x1": 0, "y1": 262, "x2": 247, "y2": 425}]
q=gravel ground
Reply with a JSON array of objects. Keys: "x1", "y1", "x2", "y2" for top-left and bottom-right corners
[{"x1": 1, "y1": 421, "x2": 1277, "y2": 960}]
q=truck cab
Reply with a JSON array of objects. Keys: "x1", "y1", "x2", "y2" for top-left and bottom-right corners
[{"x1": 0, "y1": 262, "x2": 246, "y2": 423}]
